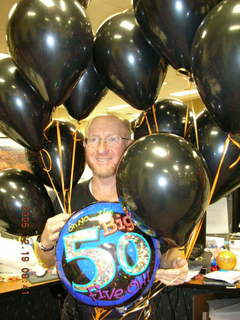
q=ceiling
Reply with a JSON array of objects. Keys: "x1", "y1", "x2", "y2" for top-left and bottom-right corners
[{"x1": 0, "y1": 0, "x2": 201, "y2": 128}]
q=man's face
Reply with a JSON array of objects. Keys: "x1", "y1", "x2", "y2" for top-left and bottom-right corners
[{"x1": 85, "y1": 116, "x2": 131, "y2": 179}]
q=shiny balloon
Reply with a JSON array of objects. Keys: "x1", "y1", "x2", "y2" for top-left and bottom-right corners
[
  {"x1": 7, "y1": 0, "x2": 93, "y2": 106},
  {"x1": 64, "y1": 61, "x2": 107, "y2": 121},
  {"x1": 116, "y1": 133, "x2": 210, "y2": 246},
  {"x1": 192, "y1": 0, "x2": 240, "y2": 134},
  {"x1": 0, "y1": 169, "x2": 54, "y2": 236},
  {"x1": 93, "y1": 10, "x2": 167, "y2": 110},
  {"x1": 133, "y1": 0, "x2": 221, "y2": 72},
  {"x1": 0, "y1": 56, "x2": 52, "y2": 151},
  {"x1": 56, "y1": 202, "x2": 160, "y2": 307},
  {"x1": 188, "y1": 111, "x2": 240, "y2": 203},
  {"x1": 77, "y1": 0, "x2": 91, "y2": 9},
  {"x1": 26, "y1": 121, "x2": 85, "y2": 191},
  {"x1": 133, "y1": 98, "x2": 192, "y2": 140}
]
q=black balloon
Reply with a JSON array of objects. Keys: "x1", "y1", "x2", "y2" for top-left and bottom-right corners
[
  {"x1": 117, "y1": 133, "x2": 210, "y2": 246},
  {"x1": 192, "y1": 0, "x2": 240, "y2": 135},
  {"x1": 64, "y1": 60, "x2": 107, "y2": 120},
  {"x1": 133, "y1": 0, "x2": 221, "y2": 72},
  {"x1": 0, "y1": 56, "x2": 52, "y2": 151},
  {"x1": 77, "y1": 0, "x2": 91, "y2": 9},
  {"x1": 26, "y1": 121, "x2": 85, "y2": 191},
  {"x1": 0, "y1": 169, "x2": 54, "y2": 236},
  {"x1": 133, "y1": 98, "x2": 192, "y2": 140},
  {"x1": 7, "y1": 0, "x2": 93, "y2": 106},
  {"x1": 94, "y1": 10, "x2": 167, "y2": 110},
  {"x1": 188, "y1": 111, "x2": 240, "y2": 203}
]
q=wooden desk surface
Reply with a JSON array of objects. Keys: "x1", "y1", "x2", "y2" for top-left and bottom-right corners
[{"x1": 0, "y1": 278, "x2": 60, "y2": 294}]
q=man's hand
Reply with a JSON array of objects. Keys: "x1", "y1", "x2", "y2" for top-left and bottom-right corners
[
  {"x1": 40, "y1": 213, "x2": 69, "y2": 249},
  {"x1": 155, "y1": 247, "x2": 188, "y2": 286}
]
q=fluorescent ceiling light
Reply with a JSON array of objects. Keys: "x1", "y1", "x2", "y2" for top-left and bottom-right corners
[
  {"x1": 170, "y1": 89, "x2": 198, "y2": 97},
  {"x1": 0, "y1": 53, "x2": 9, "y2": 59},
  {"x1": 107, "y1": 104, "x2": 129, "y2": 111},
  {"x1": 0, "y1": 137, "x2": 24, "y2": 149}
]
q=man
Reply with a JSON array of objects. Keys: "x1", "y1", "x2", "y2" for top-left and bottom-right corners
[{"x1": 35, "y1": 114, "x2": 188, "y2": 319}]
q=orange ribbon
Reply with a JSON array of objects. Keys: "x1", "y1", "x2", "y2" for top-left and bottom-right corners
[
  {"x1": 40, "y1": 120, "x2": 83, "y2": 214},
  {"x1": 151, "y1": 104, "x2": 159, "y2": 133},
  {"x1": 40, "y1": 148, "x2": 65, "y2": 214},
  {"x1": 94, "y1": 307, "x2": 113, "y2": 320},
  {"x1": 143, "y1": 111, "x2": 152, "y2": 135},
  {"x1": 186, "y1": 134, "x2": 231, "y2": 259}
]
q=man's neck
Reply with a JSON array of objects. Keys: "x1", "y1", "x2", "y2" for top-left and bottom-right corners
[{"x1": 91, "y1": 175, "x2": 118, "y2": 202}]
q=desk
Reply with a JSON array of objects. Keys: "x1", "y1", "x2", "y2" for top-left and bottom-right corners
[
  {"x1": 1, "y1": 278, "x2": 240, "y2": 320},
  {"x1": 0, "y1": 278, "x2": 65, "y2": 320},
  {"x1": 0, "y1": 278, "x2": 60, "y2": 294}
]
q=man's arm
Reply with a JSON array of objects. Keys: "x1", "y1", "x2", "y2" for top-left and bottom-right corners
[{"x1": 34, "y1": 213, "x2": 69, "y2": 268}]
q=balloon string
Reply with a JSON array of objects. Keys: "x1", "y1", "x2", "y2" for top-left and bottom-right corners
[
  {"x1": 120, "y1": 276, "x2": 180, "y2": 319},
  {"x1": 56, "y1": 121, "x2": 67, "y2": 213},
  {"x1": 43, "y1": 120, "x2": 53, "y2": 142},
  {"x1": 187, "y1": 77, "x2": 199, "y2": 150},
  {"x1": 94, "y1": 307, "x2": 113, "y2": 320},
  {"x1": 152, "y1": 104, "x2": 159, "y2": 133},
  {"x1": 208, "y1": 135, "x2": 230, "y2": 204},
  {"x1": 144, "y1": 112, "x2": 152, "y2": 135},
  {"x1": 228, "y1": 135, "x2": 240, "y2": 168},
  {"x1": 135, "y1": 114, "x2": 145, "y2": 128},
  {"x1": 185, "y1": 216, "x2": 205, "y2": 259},
  {"x1": 40, "y1": 149, "x2": 65, "y2": 214},
  {"x1": 229, "y1": 155, "x2": 240, "y2": 169},
  {"x1": 67, "y1": 130, "x2": 78, "y2": 214},
  {"x1": 190, "y1": 100, "x2": 199, "y2": 150},
  {"x1": 185, "y1": 135, "x2": 230, "y2": 259},
  {"x1": 176, "y1": 69, "x2": 194, "y2": 139},
  {"x1": 183, "y1": 103, "x2": 189, "y2": 138}
]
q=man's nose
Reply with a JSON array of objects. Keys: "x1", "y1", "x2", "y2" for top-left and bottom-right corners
[{"x1": 96, "y1": 138, "x2": 108, "y2": 152}]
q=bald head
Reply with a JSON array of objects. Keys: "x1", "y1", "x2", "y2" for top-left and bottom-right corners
[{"x1": 85, "y1": 114, "x2": 132, "y2": 139}]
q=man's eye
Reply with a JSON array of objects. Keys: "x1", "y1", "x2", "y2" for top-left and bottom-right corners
[
  {"x1": 89, "y1": 137, "x2": 98, "y2": 143},
  {"x1": 108, "y1": 136, "x2": 117, "y2": 142}
]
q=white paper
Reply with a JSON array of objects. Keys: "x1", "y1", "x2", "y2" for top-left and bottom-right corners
[{"x1": 204, "y1": 270, "x2": 240, "y2": 284}]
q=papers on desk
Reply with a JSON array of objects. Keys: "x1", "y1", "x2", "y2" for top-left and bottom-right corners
[
  {"x1": 185, "y1": 268, "x2": 202, "y2": 282},
  {"x1": 205, "y1": 270, "x2": 240, "y2": 285},
  {"x1": 183, "y1": 263, "x2": 203, "y2": 282}
]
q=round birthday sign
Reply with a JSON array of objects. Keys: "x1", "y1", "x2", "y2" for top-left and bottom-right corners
[{"x1": 56, "y1": 202, "x2": 160, "y2": 307}]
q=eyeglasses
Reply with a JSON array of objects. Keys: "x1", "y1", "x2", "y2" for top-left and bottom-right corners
[{"x1": 85, "y1": 135, "x2": 130, "y2": 147}]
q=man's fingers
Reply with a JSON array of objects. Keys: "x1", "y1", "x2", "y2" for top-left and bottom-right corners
[
  {"x1": 40, "y1": 213, "x2": 70, "y2": 245},
  {"x1": 172, "y1": 257, "x2": 187, "y2": 269},
  {"x1": 155, "y1": 259, "x2": 189, "y2": 286}
]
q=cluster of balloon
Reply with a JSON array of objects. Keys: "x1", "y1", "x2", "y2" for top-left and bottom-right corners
[
  {"x1": 133, "y1": 98, "x2": 192, "y2": 140},
  {"x1": 56, "y1": 202, "x2": 160, "y2": 308},
  {"x1": 93, "y1": 10, "x2": 168, "y2": 111},
  {"x1": 188, "y1": 111, "x2": 240, "y2": 204},
  {"x1": 133, "y1": 0, "x2": 221, "y2": 72},
  {"x1": 192, "y1": 0, "x2": 240, "y2": 135},
  {"x1": 116, "y1": 134, "x2": 210, "y2": 246},
  {"x1": 0, "y1": 56, "x2": 52, "y2": 151},
  {"x1": 64, "y1": 60, "x2": 107, "y2": 121},
  {"x1": 7, "y1": 0, "x2": 94, "y2": 106},
  {"x1": 26, "y1": 121, "x2": 85, "y2": 192},
  {"x1": 0, "y1": 169, "x2": 54, "y2": 236}
]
